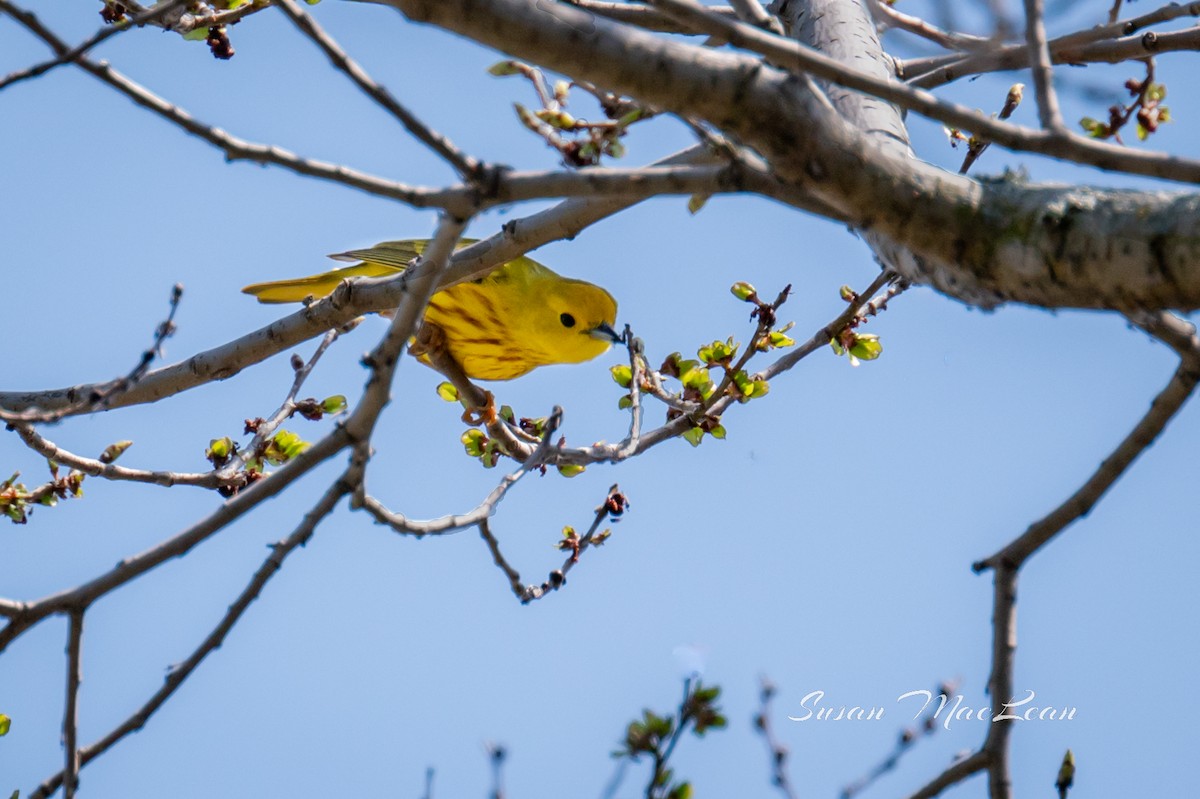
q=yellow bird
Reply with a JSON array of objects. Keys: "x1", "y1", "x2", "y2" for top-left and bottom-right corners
[{"x1": 242, "y1": 239, "x2": 622, "y2": 381}]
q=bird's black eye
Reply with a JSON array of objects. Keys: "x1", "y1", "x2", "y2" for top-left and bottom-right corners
[{"x1": 559, "y1": 312, "x2": 576, "y2": 328}]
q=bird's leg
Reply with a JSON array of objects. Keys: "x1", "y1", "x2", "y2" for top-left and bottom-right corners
[{"x1": 410, "y1": 321, "x2": 497, "y2": 425}]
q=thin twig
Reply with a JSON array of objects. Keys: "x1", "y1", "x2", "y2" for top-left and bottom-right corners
[
  {"x1": 0, "y1": 0, "x2": 187, "y2": 92},
  {"x1": 841, "y1": 679, "x2": 962, "y2": 799},
  {"x1": 219, "y1": 328, "x2": 344, "y2": 480},
  {"x1": 1, "y1": 283, "x2": 182, "y2": 423},
  {"x1": 29, "y1": 465, "x2": 357, "y2": 799},
  {"x1": 62, "y1": 609, "x2": 84, "y2": 799},
  {"x1": 753, "y1": 679, "x2": 798, "y2": 799},
  {"x1": 358, "y1": 408, "x2": 564, "y2": 536},
  {"x1": 0, "y1": 430, "x2": 351, "y2": 655},
  {"x1": 727, "y1": 0, "x2": 782, "y2": 33},
  {"x1": 8, "y1": 423, "x2": 242, "y2": 490},
  {"x1": 1022, "y1": 0, "x2": 1065, "y2": 131},
  {"x1": 478, "y1": 518, "x2": 526, "y2": 600},
  {"x1": 975, "y1": 315, "x2": 1200, "y2": 571},
  {"x1": 274, "y1": 0, "x2": 480, "y2": 178},
  {"x1": 646, "y1": 0, "x2": 1200, "y2": 185},
  {"x1": 872, "y1": 0, "x2": 992, "y2": 52},
  {"x1": 906, "y1": 1, "x2": 1200, "y2": 88},
  {"x1": 958, "y1": 83, "x2": 1024, "y2": 175}
]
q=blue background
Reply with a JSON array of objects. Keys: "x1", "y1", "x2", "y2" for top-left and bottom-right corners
[{"x1": 2, "y1": 2, "x2": 1198, "y2": 797}]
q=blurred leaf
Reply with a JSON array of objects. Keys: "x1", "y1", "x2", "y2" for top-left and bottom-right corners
[
  {"x1": 730, "y1": 281, "x2": 756, "y2": 301},
  {"x1": 487, "y1": 60, "x2": 521, "y2": 76},
  {"x1": 610, "y1": 364, "x2": 633, "y2": 388}
]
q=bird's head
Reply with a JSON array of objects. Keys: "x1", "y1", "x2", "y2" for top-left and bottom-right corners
[{"x1": 535, "y1": 279, "x2": 621, "y2": 366}]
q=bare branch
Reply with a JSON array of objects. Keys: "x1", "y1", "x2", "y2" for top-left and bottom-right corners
[
  {"x1": 643, "y1": 0, "x2": 1200, "y2": 186},
  {"x1": 0, "y1": 0, "x2": 187, "y2": 92},
  {"x1": 62, "y1": 609, "x2": 84, "y2": 799},
  {"x1": 907, "y1": 2, "x2": 1200, "y2": 87},
  {"x1": 358, "y1": 408, "x2": 564, "y2": 536},
  {"x1": 975, "y1": 316, "x2": 1200, "y2": 571},
  {"x1": 753, "y1": 679, "x2": 798, "y2": 799},
  {"x1": 29, "y1": 465, "x2": 357, "y2": 799},
  {"x1": 903, "y1": 750, "x2": 989, "y2": 799},
  {"x1": 8, "y1": 424, "x2": 241, "y2": 490},
  {"x1": 274, "y1": 0, "x2": 481, "y2": 178},
  {"x1": 1021, "y1": 0, "x2": 1065, "y2": 131},
  {"x1": 0, "y1": 429, "x2": 351, "y2": 654},
  {"x1": 561, "y1": 0, "x2": 740, "y2": 33},
  {"x1": 872, "y1": 0, "x2": 992, "y2": 52},
  {"x1": 727, "y1": 0, "x2": 782, "y2": 34}
]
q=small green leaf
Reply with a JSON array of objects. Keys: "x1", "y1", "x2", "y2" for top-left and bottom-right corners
[
  {"x1": 617, "y1": 395, "x2": 633, "y2": 410},
  {"x1": 557, "y1": 463, "x2": 586, "y2": 478},
  {"x1": 205, "y1": 437, "x2": 235, "y2": 466},
  {"x1": 0, "y1": 714, "x2": 10, "y2": 736},
  {"x1": 616, "y1": 108, "x2": 644, "y2": 128},
  {"x1": 682, "y1": 427, "x2": 704, "y2": 447},
  {"x1": 321, "y1": 394, "x2": 348, "y2": 414},
  {"x1": 488, "y1": 60, "x2": 521, "y2": 76},
  {"x1": 687, "y1": 194, "x2": 710, "y2": 214},
  {"x1": 182, "y1": 27, "x2": 208, "y2": 41},
  {"x1": 605, "y1": 140, "x2": 626, "y2": 159},
  {"x1": 461, "y1": 429, "x2": 487, "y2": 458},
  {"x1": 668, "y1": 782, "x2": 693, "y2": 799},
  {"x1": 708, "y1": 424, "x2": 726, "y2": 439},
  {"x1": 610, "y1": 364, "x2": 633, "y2": 388},
  {"x1": 849, "y1": 334, "x2": 882, "y2": 361},
  {"x1": 730, "y1": 281, "x2": 757, "y2": 301},
  {"x1": 536, "y1": 108, "x2": 577, "y2": 129},
  {"x1": 768, "y1": 331, "x2": 795, "y2": 348},
  {"x1": 679, "y1": 364, "x2": 712, "y2": 392}
]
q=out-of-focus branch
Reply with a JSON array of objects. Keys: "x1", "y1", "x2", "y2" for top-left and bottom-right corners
[
  {"x1": 906, "y1": 2, "x2": 1200, "y2": 87},
  {"x1": 561, "y1": 0, "x2": 740, "y2": 33},
  {"x1": 753, "y1": 679, "x2": 798, "y2": 799},
  {"x1": 872, "y1": 0, "x2": 992, "y2": 52},
  {"x1": 727, "y1": 0, "x2": 782, "y2": 33},
  {"x1": 1021, "y1": 0, "x2": 1065, "y2": 131}
]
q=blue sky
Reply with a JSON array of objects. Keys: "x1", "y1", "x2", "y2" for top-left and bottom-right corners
[{"x1": 2, "y1": 2, "x2": 1199, "y2": 797}]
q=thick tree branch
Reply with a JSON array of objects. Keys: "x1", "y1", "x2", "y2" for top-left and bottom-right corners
[{"x1": 368, "y1": 0, "x2": 1200, "y2": 312}]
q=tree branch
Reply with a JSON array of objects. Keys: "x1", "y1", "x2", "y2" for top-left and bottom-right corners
[
  {"x1": 274, "y1": 0, "x2": 481, "y2": 178},
  {"x1": 29, "y1": 465, "x2": 357, "y2": 799}
]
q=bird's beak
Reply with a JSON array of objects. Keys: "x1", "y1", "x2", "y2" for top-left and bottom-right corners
[{"x1": 588, "y1": 322, "x2": 624, "y2": 344}]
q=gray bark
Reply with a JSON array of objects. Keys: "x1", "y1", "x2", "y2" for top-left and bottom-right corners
[{"x1": 367, "y1": 0, "x2": 1200, "y2": 311}]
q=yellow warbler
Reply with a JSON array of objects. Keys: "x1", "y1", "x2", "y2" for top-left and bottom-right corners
[{"x1": 242, "y1": 239, "x2": 621, "y2": 381}]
